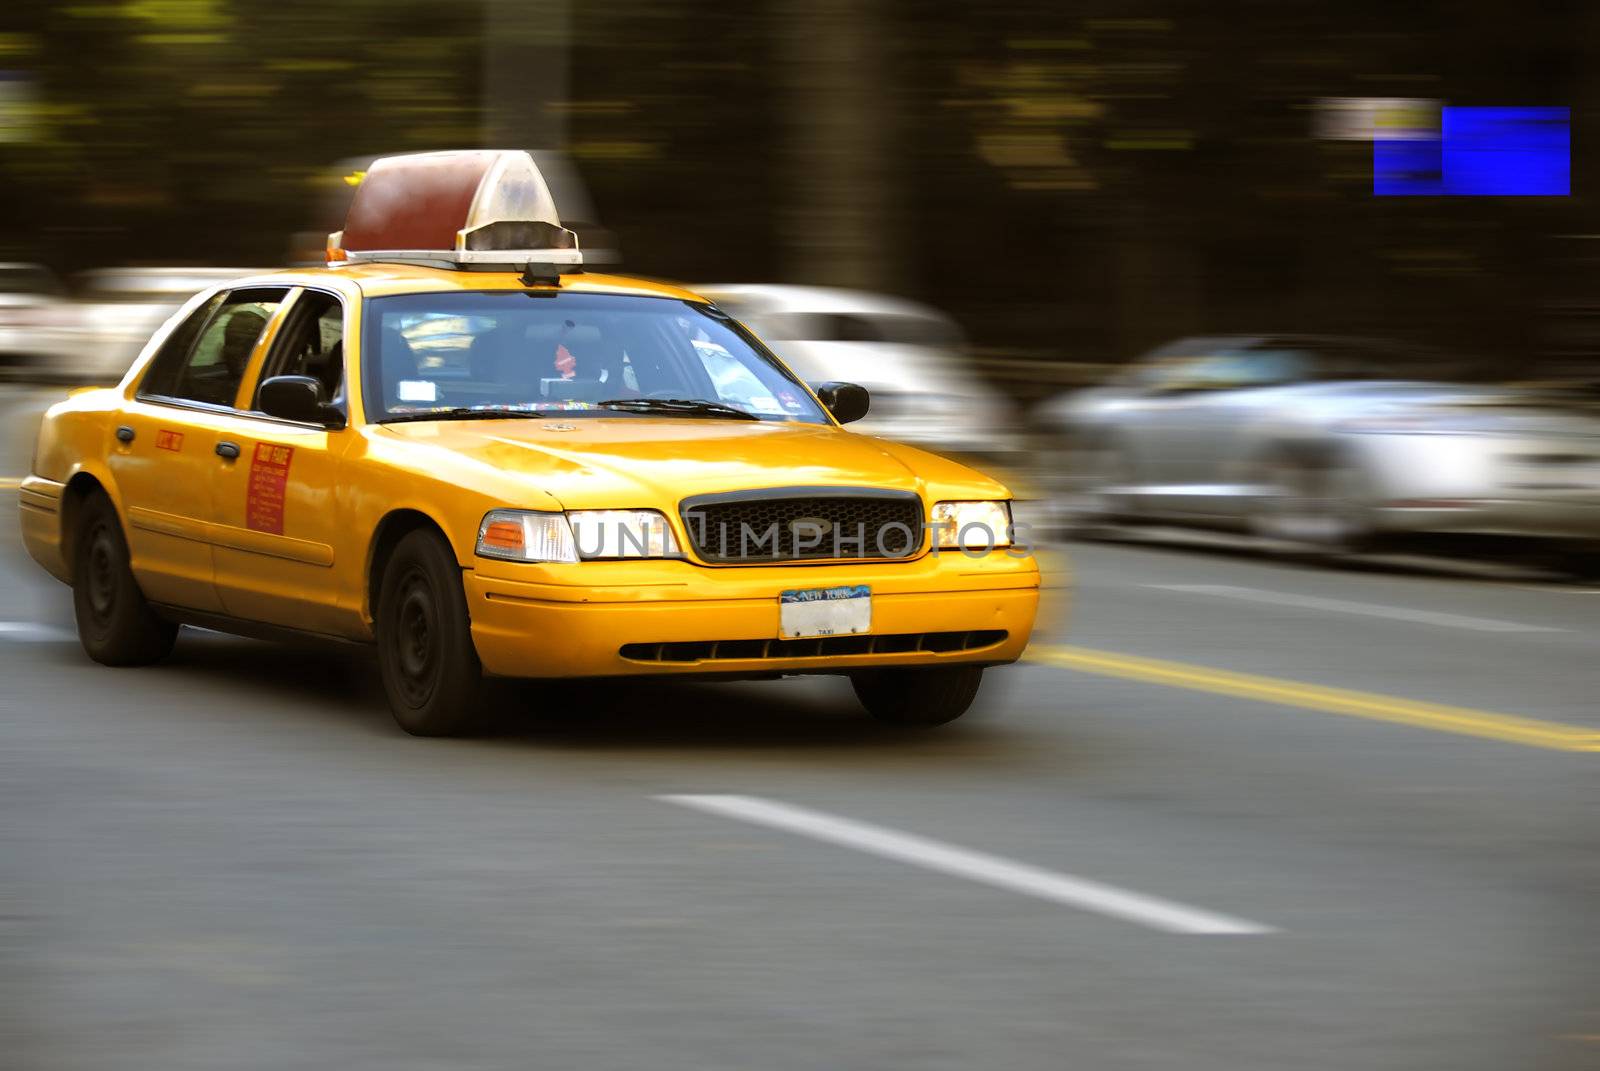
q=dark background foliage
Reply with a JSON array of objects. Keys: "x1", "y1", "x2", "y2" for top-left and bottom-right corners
[{"x1": 2, "y1": 0, "x2": 1593, "y2": 376}]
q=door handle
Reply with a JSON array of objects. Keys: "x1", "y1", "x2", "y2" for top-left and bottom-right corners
[
  {"x1": 115, "y1": 425, "x2": 135, "y2": 443},
  {"x1": 215, "y1": 440, "x2": 241, "y2": 460}
]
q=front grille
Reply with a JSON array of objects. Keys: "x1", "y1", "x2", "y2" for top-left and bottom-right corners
[
  {"x1": 620, "y1": 630, "x2": 1008, "y2": 663},
  {"x1": 680, "y1": 487, "x2": 924, "y2": 563}
]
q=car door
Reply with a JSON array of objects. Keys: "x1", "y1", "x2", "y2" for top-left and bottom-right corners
[
  {"x1": 110, "y1": 285, "x2": 290, "y2": 612},
  {"x1": 1155, "y1": 348, "x2": 1314, "y2": 516},
  {"x1": 1102, "y1": 354, "x2": 1221, "y2": 494},
  {"x1": 206, "y1": 287, "x2": 354, "y2": 635}
]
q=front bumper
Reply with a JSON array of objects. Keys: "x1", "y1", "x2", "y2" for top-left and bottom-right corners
[
  {"x1": 465, "y1": 549, "x2": 1041, "y2": 678},
  {"x1": 18, "y1": 475, "x2": 69, "y2": 583},
  {"x1": 1353, "y1": 433, "x2": 1600, "y2": 539}
]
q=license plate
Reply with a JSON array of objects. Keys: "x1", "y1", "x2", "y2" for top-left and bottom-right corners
[{"x1": 779, "y1": 585, "x2": 871, "y2": 639}]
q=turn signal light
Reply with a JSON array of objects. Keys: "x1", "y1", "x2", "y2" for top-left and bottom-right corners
[{"x1": 481, "y1": 520, "x2": 524, "y2": 552}]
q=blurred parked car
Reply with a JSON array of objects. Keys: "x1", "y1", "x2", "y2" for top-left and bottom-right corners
[
  {"x1": 1035, "y1": 334, "x2": 1600, "y2": 558},
  {"x1": 0, "y1": 263, "x2": 69, "y2": 376},
  {"x1": 696, "y1": 284, "x2": 1023, "y2": 467},
  {"x1": 14, "y1": 267, "x2": 259, "y2": 384}
]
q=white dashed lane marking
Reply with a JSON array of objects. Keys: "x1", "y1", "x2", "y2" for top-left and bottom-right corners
[
  {"x1": 0, "y1": 622, "x2": 74, "y2": 641},
  {"x1": 660, "y1": 794, "x2": 1276, "y2": 935}
]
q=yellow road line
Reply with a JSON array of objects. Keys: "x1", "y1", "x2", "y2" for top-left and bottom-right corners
[{"x1": 1027, "y1": 644, "x2": 1600, "y2": 753}]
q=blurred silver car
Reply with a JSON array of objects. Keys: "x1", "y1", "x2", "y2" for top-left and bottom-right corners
[
  {"x1": 1035, "y1": 335, "x2": 1600, "y2": 553},
  {"x1": 695, "y1": 284, "x2": 1023, "y2": 466},
  {"x1": 19, "y1": 267, "x2": 258, "y2": 383},
  {"x1": 0, "y1": 263, "x2": 69, "y2": 376}
]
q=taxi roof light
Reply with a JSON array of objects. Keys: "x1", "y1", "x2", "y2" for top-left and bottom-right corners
[{"x1": 331, "y1": 149, "x2": 584, "y2": 272}]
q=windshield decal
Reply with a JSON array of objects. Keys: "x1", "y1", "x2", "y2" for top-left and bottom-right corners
[{"x1": 397, "y1": 380, "x2": 438, "y2": 403}]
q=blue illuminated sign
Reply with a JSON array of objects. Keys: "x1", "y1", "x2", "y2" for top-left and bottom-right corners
[{"x1": 1373, "y1": 106, "x2": 1569, "y2": 196}]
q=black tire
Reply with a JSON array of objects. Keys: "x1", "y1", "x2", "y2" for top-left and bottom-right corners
[
  {"x1": 850, "y1": 664, "x2": 985, "y2": 727},
  {"x1": 1558, "y1": 541, "x2": 1600, "y2": 582},
  {"x1": 71, "y1": 491, "x2": 179, "y2": 666},
  {"x1": 1250, "y1": 451, "x2": 1374, "y2": 560},
  {"x1": 376, "y1": 529, "x2": 486, "y2": 736}
]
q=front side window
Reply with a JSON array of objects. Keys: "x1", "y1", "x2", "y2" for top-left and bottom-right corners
[
  {"x1": 254, "y1": 290, "x2": 346, "y2": 408},
  {"x1": 362, "y1": 291, "x2": 829, "y2": 424},
  {"x1": 141, "y1": 287, "x2": 286, "y2": 407}
]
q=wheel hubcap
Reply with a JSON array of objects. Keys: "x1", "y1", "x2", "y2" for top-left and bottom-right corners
[
  {"x1": 392, "y1": 570, "x2": 438, "y2": 706},
  {"x1": 1260, "y1": 464, "x2": 1355, "y2": 548},
  {"x1": 86, "y1": 526, "x2": 117, "y2": 622}
]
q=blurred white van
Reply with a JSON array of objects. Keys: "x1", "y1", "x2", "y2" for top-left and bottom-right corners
[{"x1": 695, "y1": 284, "x2": 1022, "y2": 466}]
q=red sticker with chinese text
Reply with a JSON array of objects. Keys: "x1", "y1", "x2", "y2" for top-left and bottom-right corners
[
  {"x1": 245, "y1": 442, "x2": 293, "y2": 534},
  {"x1": 155, "y1": 429, "x2": 185, "y2": 452}
]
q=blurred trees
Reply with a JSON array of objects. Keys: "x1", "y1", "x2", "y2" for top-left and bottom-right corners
[
  {"x1": 0, "y1": 0, "x2": 1591, "y2": 376},
  {"x1": 773, "y1": 0, "x2": 899, "y2": 292},
  {"x1": 0, "y1": 0, "x2": 481, "y2": 269}
]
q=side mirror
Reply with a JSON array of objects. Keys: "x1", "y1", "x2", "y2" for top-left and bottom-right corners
[
  {"x1": 259, "y1": 375, "x2": 345, "y2": 428},
  {"x1": 813, "y1": 381, "x2": 870, "y2": 424}
]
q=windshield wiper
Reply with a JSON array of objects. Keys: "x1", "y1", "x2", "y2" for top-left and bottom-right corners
[
  {"x1": 594, "y1": 397, "x2": 760, "y2": 421},
  {"x1": 377, "y1": 407, "x2": 547, "y2": 425}
]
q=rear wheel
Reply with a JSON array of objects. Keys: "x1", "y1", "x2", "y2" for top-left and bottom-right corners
[
  {"x1": 850, "y1": 665, "x2": 985, "y2": 727},
  {"x1": 71, "y1": 491, "x2": 178, "y2": 666},
  {"x1": 376, "y1": 529, "x2": 486, "y2": 736},
  {"x1": 1250, "y1": 451, "x2": 1374, "y2": 560}
]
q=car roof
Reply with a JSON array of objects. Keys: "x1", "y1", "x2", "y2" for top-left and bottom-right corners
[
  {"x1": 1138, "y1": 333, "x2": 1485, "y2": 382},
  {"x1": 696, "y1": 283, "x2": 946, "y2": 321},
  {"x1": 1147, "y1": 333, "x2": 1435, "y2": 355},
  {"x1": 223, "y1": 262, "x2": 709, "y2": 303},
  {"x1": 76, "y1": 267, "x2": 268, "y2": 293}
]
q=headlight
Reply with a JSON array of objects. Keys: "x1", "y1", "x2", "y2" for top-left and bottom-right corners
[
  {"x1": 931, "y1": 500, "x2": 1012, "y2": 549},
  {"x1": 476, "y1": 510, "x2": 579, "y2": 563},
  {"x1": 567, "y1": 509, "x2": 681, "y2": 559}
]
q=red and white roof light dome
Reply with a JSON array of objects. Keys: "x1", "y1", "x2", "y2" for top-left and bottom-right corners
[{"x1": 329, "y1": 149, "x2": 583, "y2": 268}]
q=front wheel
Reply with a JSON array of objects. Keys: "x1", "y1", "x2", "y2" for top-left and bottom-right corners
[
  {"x1": 1052, "y1": 438, "x2": 1133, "y2": 540},
  {"x1": 850, "y1": 665, "x2": 985, "y2": 727},
  {"x1": 376, "y1": 530, "x2": 486, "y2": 736},
  {"x1": 72, "y1": 491, "x2": 178, "y2": 666}
]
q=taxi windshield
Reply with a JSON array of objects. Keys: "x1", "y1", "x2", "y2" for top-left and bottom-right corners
[{"x1": 362, "y1": 290, "x2": 828, "y2": 424}]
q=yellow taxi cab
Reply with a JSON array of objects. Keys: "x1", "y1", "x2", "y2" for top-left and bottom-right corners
[{"x1": 18, "y1": 150, "x2": 1041, "y2": 735}]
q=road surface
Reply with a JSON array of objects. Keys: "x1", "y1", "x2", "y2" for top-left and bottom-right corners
[{"x1": 0, "y1": 384, "x2": 1594, "y2": 1070}]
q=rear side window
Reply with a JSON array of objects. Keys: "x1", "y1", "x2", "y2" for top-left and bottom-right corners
[
  {"x1": 139, "y1": 287, "x2": 288, "y2": 408},
  {"x1": 752, "y1": 313, "x2": 817, "y2": 341},
  {"x1": 1187, "y1": 349, "x2": 1313, "y2": 389},
  {"x1": 1121, "y1": 355, "x2": 1212, "y2": 391},
  {"x1": 137, "y1": 292, "x2": 224, "y2": 397},
  {"x1": 768, "y1": 312, "x2": 958, "y2": 346}
]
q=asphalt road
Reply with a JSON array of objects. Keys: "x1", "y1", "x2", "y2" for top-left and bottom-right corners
[{"x1": 0, "y1": 384, "x2": 1595, "y2": 1070}]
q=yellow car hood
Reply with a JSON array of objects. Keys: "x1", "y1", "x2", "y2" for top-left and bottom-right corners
[{"x1": 375, "y1": 416, "x2": 1006, "y2": 509}]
